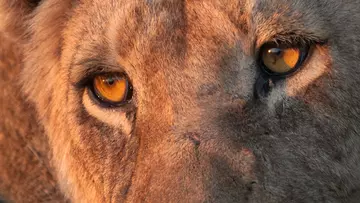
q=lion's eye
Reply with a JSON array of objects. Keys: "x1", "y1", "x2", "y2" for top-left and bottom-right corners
[
  {"x1": 260, "y1": 43, "x2": 309, "y2": 76},
  {"x1": 91, "y1": 73, "x2": 133, "y2": 106}
]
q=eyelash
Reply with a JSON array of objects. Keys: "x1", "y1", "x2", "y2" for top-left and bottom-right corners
[{"x1": 265, "y1": 33, "x2": 323, "y2": 46}]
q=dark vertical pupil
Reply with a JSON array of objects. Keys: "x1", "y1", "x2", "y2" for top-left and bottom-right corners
[
  {"x1": 105, "y1": 77, "x2": 115, "y2": 86},
  {"x1": 267, "y1": 48, "x2": 283, "y2": 64},
  {"x1": 268, "y1": 48, "x2": 283, "y2": 56}
]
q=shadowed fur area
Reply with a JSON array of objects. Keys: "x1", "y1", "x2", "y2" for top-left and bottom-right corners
[{"x1": 0, "y1": 0, "x2": 360, "y2": 202}]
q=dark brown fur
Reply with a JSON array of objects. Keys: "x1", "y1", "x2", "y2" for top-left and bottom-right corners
[{"x1": 1, "y1": 0, "x2": 360, "y2": 202}]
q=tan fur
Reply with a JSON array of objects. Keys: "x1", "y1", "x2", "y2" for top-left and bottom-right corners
[{"x1": 1, "y1": 0, "x2": 360, "y2": 202}]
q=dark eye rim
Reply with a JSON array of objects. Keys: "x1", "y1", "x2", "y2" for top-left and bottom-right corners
[
  {"x1": 259, "y1": 43, "x2": 310, "y2": 78},
  {"x1": 88, "y1": 73, "x2": 133, "y2": 108}
]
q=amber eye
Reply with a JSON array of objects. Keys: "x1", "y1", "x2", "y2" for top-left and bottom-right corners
[
  {"x1": 91, "y1": 73, "x2": 132, "y2": 105},
  {"x1": 260, "y1": 43, "x2": 309, "y2": 76}
]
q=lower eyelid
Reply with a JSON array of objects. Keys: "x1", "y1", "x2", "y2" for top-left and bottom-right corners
[{"x1": 82, "y1": 88, "x2": 135, "y2": 133}]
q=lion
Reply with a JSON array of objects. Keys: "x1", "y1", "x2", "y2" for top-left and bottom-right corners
[{"x1": 0, "y1": 0, "x2": 360, "y2": 202}]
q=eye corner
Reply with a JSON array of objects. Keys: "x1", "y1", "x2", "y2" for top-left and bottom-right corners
[{"x1": 72, "y1": 75, "x2": 94, "y2": 89}]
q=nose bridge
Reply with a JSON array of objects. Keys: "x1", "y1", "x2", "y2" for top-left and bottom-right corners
[
  {"x1": 127, "y1": 2, "x2": 260, "y2": 201},
  {"x1": 167, "y1": 40, "x2": 256, "y2": 131},
  {"x1": 164, "y1": 0, "x2": 257, "y2": 154},
  {"x1": 166, "y1": 0, "x2": 256, "y2": 160},
  {"x1": 165, "y1": 2, "x2": 256, "y2": 111}
]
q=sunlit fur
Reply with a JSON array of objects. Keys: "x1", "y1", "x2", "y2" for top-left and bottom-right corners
[{"x1": 1, "y1": 0, "x2": 360, "y2": 202}]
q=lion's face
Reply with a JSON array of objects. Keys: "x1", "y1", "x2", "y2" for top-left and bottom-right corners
[{"x1": 1, "y1": 0, "x2": 360, "y2": 202}]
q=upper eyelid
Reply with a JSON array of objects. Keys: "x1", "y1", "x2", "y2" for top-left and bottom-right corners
[
  {"x1": 70, "y1": 58, "x2": 125, "y2": 88},
  {"x1": 256, "y1": 33, "x2": 327, "y2": 49}
]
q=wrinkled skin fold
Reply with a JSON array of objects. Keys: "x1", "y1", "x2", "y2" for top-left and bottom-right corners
[{"x1": 0, "y1": 0, "x2": 360, "y2": 202}]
